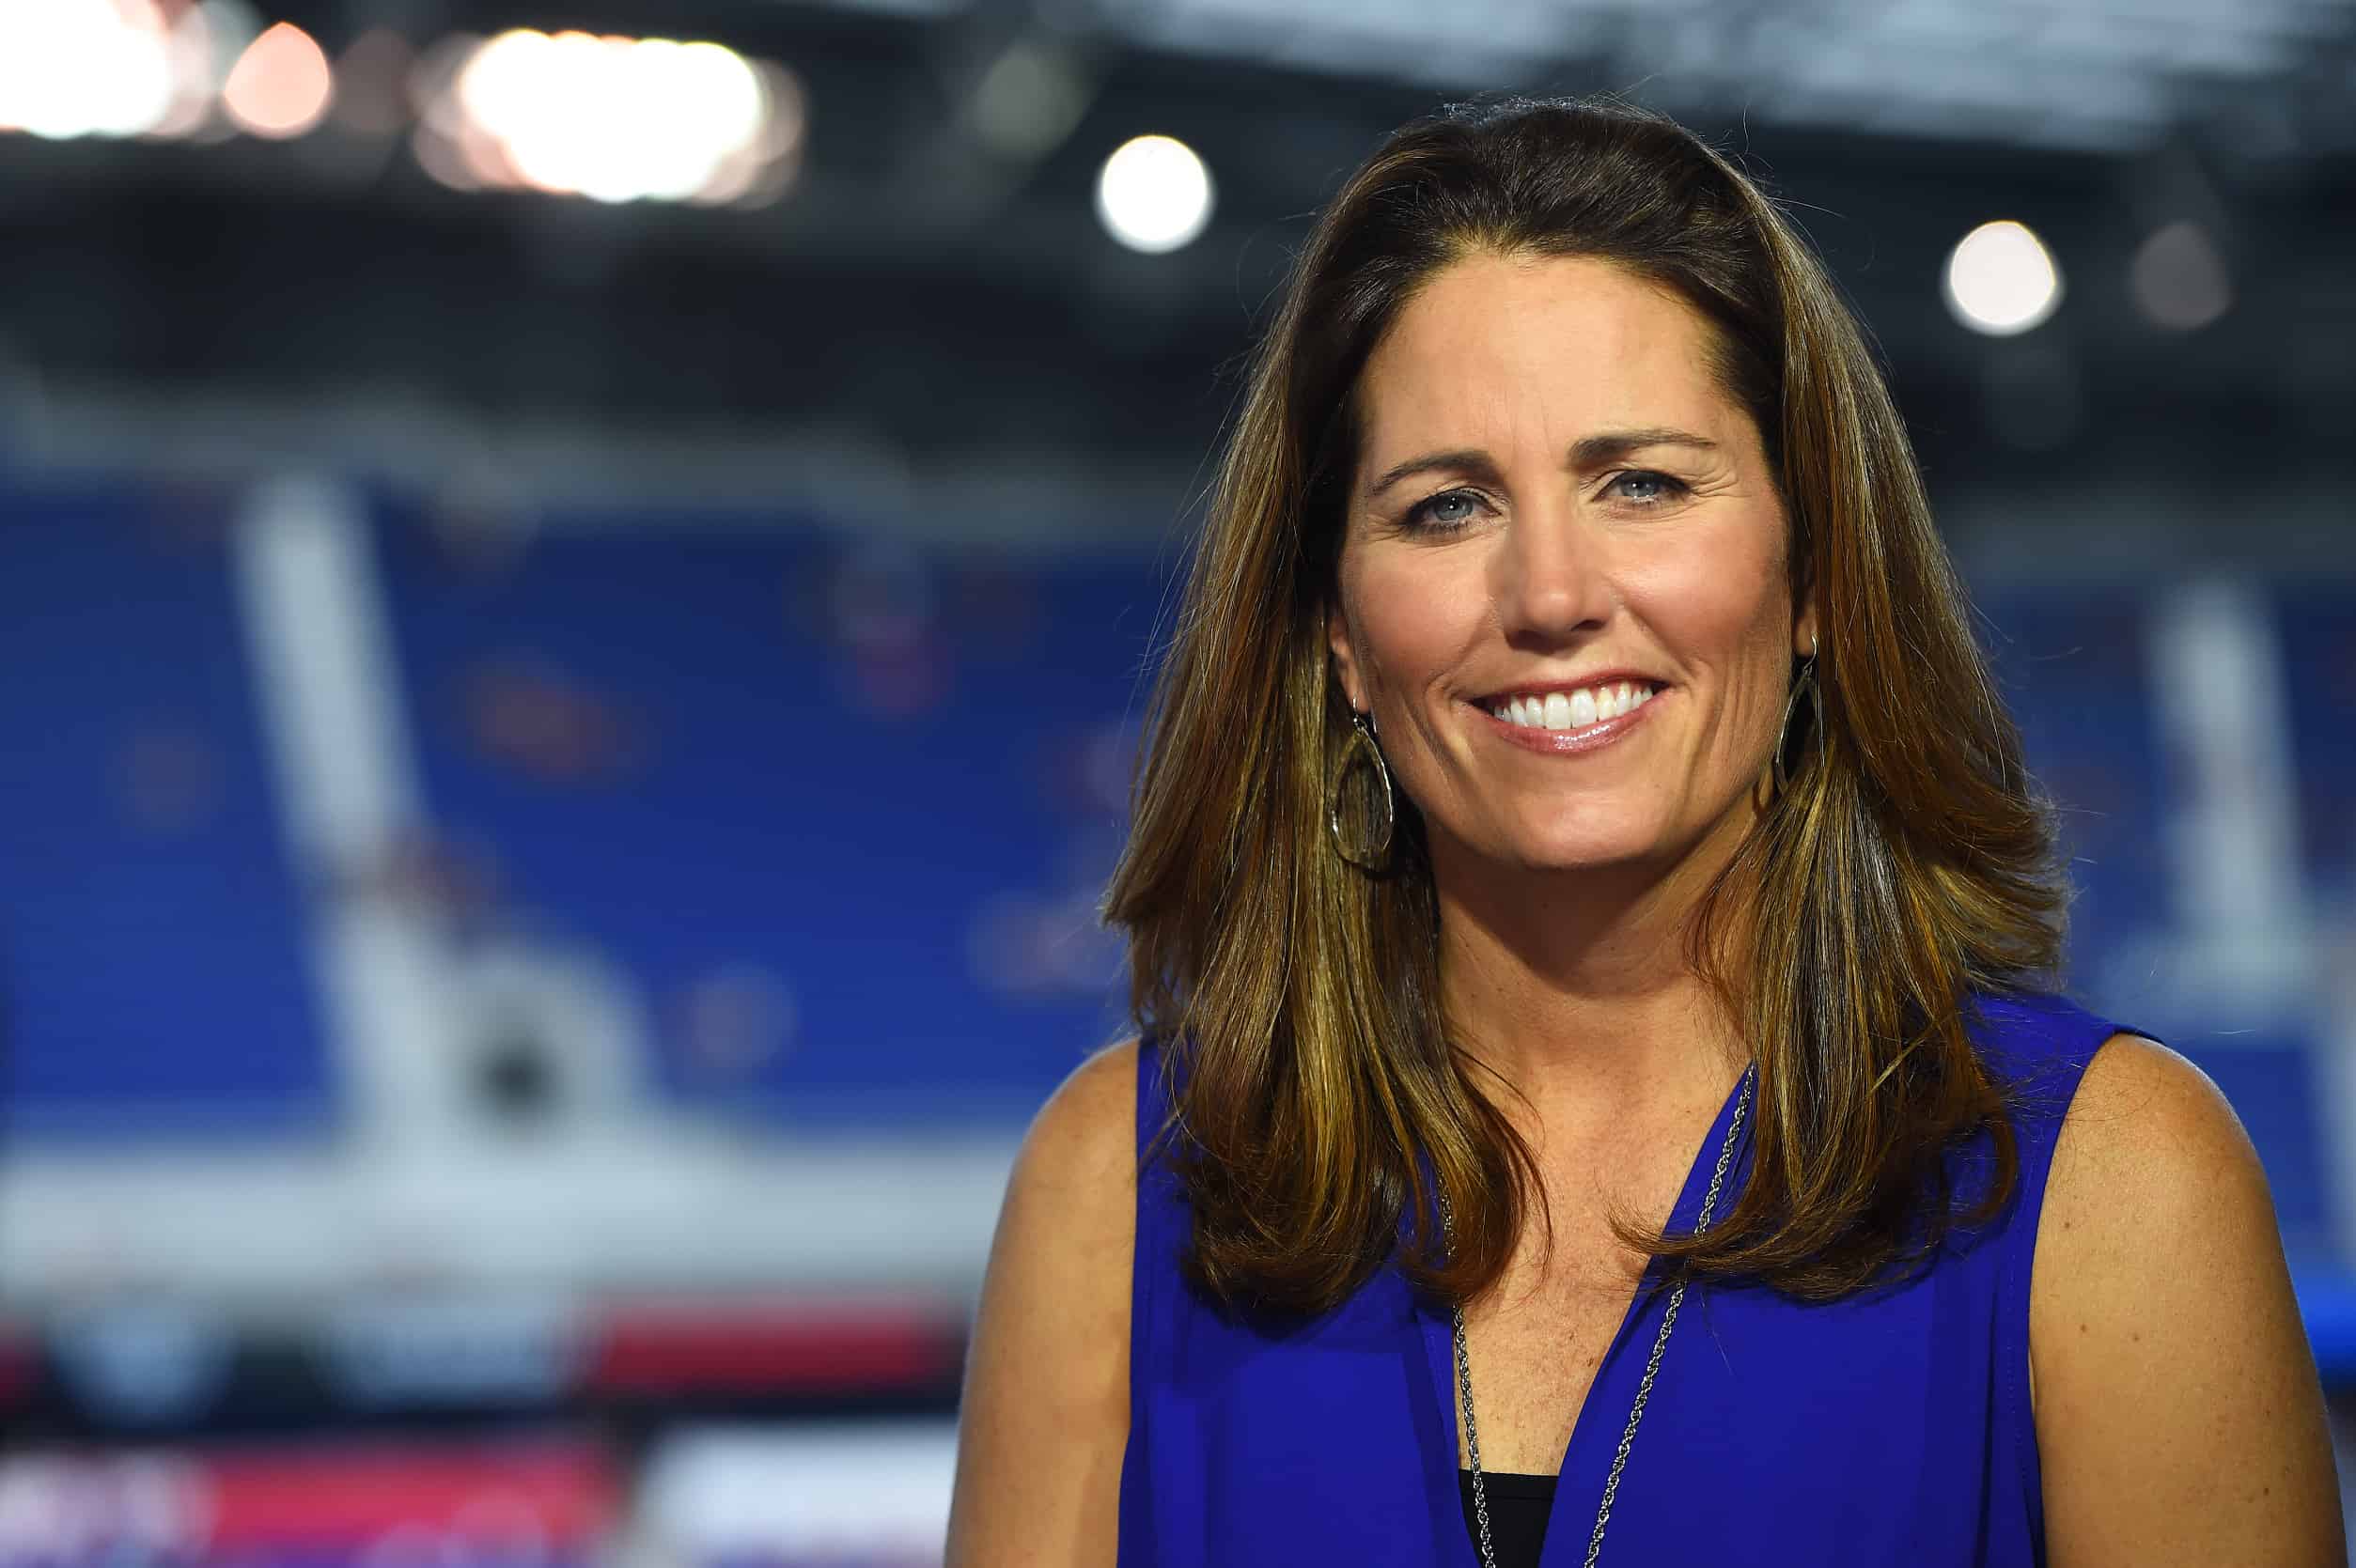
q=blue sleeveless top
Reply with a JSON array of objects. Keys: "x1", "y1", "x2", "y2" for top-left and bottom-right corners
[{"x1": 1118, "y1": 990, "x2": 2127, "y2": 1566}]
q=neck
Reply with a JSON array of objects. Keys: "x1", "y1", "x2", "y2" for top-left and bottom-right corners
[{"x1": 1430, "y1": 826, "x2": 1757, "y2": 1128}]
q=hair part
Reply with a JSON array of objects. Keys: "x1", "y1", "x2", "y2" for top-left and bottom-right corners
[{"x1": 1103, "y1": 93, "x2": 2067, "y2": 1315}]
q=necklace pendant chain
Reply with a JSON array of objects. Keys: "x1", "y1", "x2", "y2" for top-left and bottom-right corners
[{"x1": 1440, "y1": 1063, "x2": 1754, "y2": 1568}]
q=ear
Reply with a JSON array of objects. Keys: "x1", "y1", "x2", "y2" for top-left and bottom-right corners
[
  {"x1": 1793, "y1": 595, "x2": 1819, "y2": 662},
  {"x1": 1327, "y1": 599, "x2": 1368, "y2": 714}
]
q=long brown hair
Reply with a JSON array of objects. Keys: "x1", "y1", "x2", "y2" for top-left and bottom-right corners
[{"x1": 1101, "y1": 94, "x2": 2067, "y2": 1314}]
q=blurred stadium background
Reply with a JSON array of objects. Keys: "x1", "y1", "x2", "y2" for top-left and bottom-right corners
[{"x1": 1, "y1": 0, "x2": 2353, "y2": 1561}]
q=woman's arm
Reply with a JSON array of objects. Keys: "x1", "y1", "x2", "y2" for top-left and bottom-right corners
[
  {"x1": 946, "y1": 1039, "x2": 1140, "y2": 1567},
  {"x1": 2034, "y1": 1031, "x2": 2346, "y2": 1565}
]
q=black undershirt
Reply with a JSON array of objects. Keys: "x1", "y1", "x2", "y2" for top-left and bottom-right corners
[{"x1": 1458, "y1": 1467, "x2": 1555, "y2": 1567}]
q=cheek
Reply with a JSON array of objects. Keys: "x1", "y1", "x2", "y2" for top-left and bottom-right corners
[
  {"x1": 1627, "y1": 524, "x2": 1788, "y2": 661},
  {"x1": 1345, "y1": 551, "x2": 1478, "y2": 687}
]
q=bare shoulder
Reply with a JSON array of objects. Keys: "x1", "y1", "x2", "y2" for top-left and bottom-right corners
[
  {"x1": 2032, "y1": 1031, "x2": 2344, "y2": 1565},
  {"x1": 1026, "y1": 1036, "x2": 1145, "y2": 1195},
  {"x1": 2050, "y1": 1030, "x2": 2249, "y2": 1176},
  {"x1": 945, "y1": 1038, "x2": 1141, "y2": 1568},
  {"x1": 998, "y1": 1037, "x2": 1143, "y2": 1261}
]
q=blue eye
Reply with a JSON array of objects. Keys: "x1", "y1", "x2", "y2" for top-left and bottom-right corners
[
  {"x1": 1610, "y1": 471, "x2": 1687, "y2": 506},
  {"x1": 1405, "y1": 489, "x2": 1483, "y2": 531}
]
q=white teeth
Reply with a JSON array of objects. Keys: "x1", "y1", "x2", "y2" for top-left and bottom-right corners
[{"x1": 1490, "y1": 682, "x2": 1661, "y2": 732}]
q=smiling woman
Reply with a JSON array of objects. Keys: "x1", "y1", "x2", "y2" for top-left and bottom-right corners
[
  {"x1": 945, "y1": 96, "x2": 2344, "y2": 1568},
  {"x1": 1329, "y1": 255, "x2": 1803, "y2": 888}
]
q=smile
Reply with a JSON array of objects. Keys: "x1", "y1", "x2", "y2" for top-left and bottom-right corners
[
  {"x1": 1486, "y1": 680, "x2": 1658, "y2": 732},
  {"x1": 1474, "y1": 679, "x2": 1662, "y2": 753}
]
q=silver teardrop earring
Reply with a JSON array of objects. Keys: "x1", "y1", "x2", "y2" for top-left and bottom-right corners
[
  {"x1": 1328, "y1": 710, "x2": 1395, "y2": 872},
  {"x1": 1772, "y1": 630, "x2": 1822, "y2": 797}
]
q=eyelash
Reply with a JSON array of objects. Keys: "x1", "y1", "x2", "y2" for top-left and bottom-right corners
[{"x1": 1401, "y1": 471, "x2": 1690, "y2": 532}]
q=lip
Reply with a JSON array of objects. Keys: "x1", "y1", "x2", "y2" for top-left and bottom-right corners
[
  {"x1": 1472, "y1": 684, "x2": 1665, "y2": 755},
  {"x1": 1476, "y1": 669, "x2": 1665, "y2": 705}
]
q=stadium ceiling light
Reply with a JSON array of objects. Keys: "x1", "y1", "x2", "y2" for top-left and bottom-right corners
[
  {"x1": 413, "y1": 28, "x2": 798, "y2": 208},
  {"x1": 1943, "y1": 220, "x2": 2063, "y2": 337},
  {"x1": 222, "y1": 21, "x2": 334, "y2": 139},
  {"x1": 0, "y1": 0, "x2": 179, "y2": 140},
  {"x1": 1095, "y1": 134, "x2": 1214, "y2": 255}
]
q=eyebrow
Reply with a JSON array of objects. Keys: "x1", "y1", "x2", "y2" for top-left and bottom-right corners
[{"x1": 1362, "y1": 427, "x2": 1722, "y2": 499}]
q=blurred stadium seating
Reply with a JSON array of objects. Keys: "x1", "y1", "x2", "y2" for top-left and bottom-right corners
[{"x1": 0, "y1": 480, "x2": 329, "y2": 1135}]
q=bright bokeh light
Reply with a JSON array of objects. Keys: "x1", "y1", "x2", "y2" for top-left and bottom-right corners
[
  {"x1": 692, "y1": 60, "x2": 805, "y2": 209},
  {"x1": 410, "y1": 32, "x2": 481, "y2": 138},
  {"x1": 144, "y1": 7, "x2": 226, "y2": 141},
  {"x1": 222, "y1": 22, "x2": 332, "y2": 138},
  {"x1": 1943, "y1": 220, "x2": 2063, "y2": 336},
  {"x1": 0, "y1": 0, "x2": 179, "y2": 139},
  {"x1": 423, "y1": 29, "x2": 795, "y2": 206},
  {"x1": 2130, "y1": 221, "x2": 2232, "y2": 332},
  {"x1": 1095, "y1": 134, "x2": 1213, "y2": 255}
]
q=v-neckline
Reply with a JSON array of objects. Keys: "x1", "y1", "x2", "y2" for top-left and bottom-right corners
[{"x1": 1412, "y1": 1061, "x2": 1756, "y2": 1567}]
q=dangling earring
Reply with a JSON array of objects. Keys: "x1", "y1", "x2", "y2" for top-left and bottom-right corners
[
  {"x1": 1328, "y1": 710, "x2": 1395, "y2": 872},
  {"x1": 1772, "y1": 631, "x2": 1822, "y2": 796}
]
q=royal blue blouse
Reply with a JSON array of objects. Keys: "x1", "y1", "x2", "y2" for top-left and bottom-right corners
[{"x1": 1117, "y1": 990, "x2": 2127, "y2": 1565}]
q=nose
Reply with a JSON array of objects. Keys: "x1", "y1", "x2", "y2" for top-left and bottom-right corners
[{"x1": 1493, "y1": 505, "x2": 1614, "y2": 644}]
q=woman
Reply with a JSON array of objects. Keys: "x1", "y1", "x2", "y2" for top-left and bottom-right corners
[{"x1": 947, "y1": 95, "x2": 2343, "y2": 1565}]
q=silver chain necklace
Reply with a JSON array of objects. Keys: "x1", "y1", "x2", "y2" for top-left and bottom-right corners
[{"x1": 1437, "y1": 1063, "x2": 1753, "y2": 1568}]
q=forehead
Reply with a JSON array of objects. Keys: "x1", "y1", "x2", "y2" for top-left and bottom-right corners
[{"x1": 1356, "y1": 252, "x2": 1740, "y2": 459}]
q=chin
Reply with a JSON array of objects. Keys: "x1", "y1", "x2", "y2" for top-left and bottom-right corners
[
  {"x1": 1508, "y1": 831, "x2": 1662, "y2": 876},
  {"x1": 1524, "y1": 850, "x2": 1656, "y2": 877},
  {"x1": 1428, "y1": 805, "x2": 1688, "y2": 881}
]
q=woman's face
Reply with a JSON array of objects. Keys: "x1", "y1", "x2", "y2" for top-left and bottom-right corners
[{"x1": 1327, "y1": 251, "x2": 1814, "y2": 888}]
